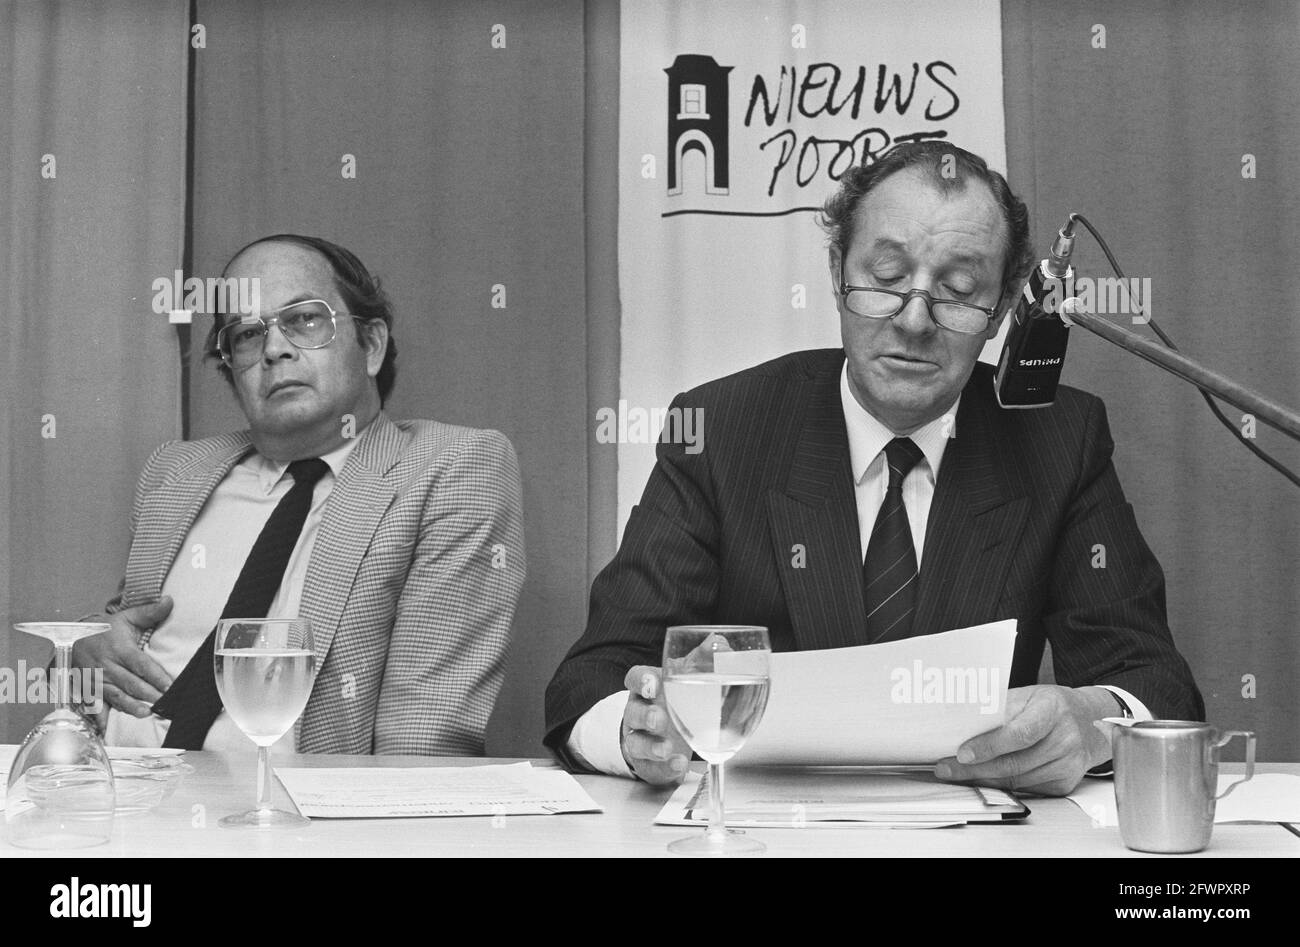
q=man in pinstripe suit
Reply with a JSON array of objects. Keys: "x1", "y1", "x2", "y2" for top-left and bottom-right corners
[
  {"x1": 546, "y1": 143, "x2": 1202, "y2": 795},
  {"x1": 73, "y1": 235, "x2": 525, "y2": 755}
]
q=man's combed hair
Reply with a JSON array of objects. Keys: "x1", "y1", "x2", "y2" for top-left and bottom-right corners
[
  {"x1": 818, "y1": 140, "x2": 1034, "y2": 308},
  {"x1": 205, "y1": 234, "x2": 398, "y2": 405}
]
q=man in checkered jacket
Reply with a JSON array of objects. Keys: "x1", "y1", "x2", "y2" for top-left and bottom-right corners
[{"x1": 73, "y1": 235, "x2": 525, "y2": 756}]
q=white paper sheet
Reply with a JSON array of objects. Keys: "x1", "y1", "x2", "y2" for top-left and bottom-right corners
[
  {"x1": 275, "y1": 762, "x2": 602, "y2": 819},
  {"x1": 721, "y1": 620, "x2": 1016, "y2": 766},
  {"x1": 1068, "y1": 772, "x2": 1300, "y2": 826}
]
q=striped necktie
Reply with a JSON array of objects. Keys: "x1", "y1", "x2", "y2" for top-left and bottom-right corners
[
  {"x1": 153, "y1": 457, "x2": 330, "y2": 749},
  {"x1": 864, "y1": 437, "x2": 925, "y2": 644}
]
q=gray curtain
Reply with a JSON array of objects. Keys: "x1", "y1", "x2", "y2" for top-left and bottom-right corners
[
  {"x1": 186, "y1": 0, "x2": 593, "y2": 756},
  {"x1": 1003, "y1": 0, "x2": 1300, "y2": 760},
  {"x1": 0, "y1": 0, "x2": 187, "y2": 741}
]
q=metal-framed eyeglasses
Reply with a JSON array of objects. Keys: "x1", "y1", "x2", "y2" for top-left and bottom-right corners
[
  {"x1": 215, "y1": 299, "x2": 367, "y2": 369},
  {"x1": 836, "y1": 270, "x2": 1003, "y2": 336}
]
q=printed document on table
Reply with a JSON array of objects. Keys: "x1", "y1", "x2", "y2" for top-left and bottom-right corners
[
  {"x1": 719, "y1": 619, "x2": 1017, "y2": 766},
  {"x1": 656, "y1": 767, "x2": 1028, "y2": 827},
  {"x1": 276, "y1": 762, "x2": 603, "y2": 819}
]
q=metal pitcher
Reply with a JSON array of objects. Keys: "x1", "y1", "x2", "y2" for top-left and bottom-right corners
[{"x1": 1108, "y1": 720, "x2": 1255, "y2": 854}]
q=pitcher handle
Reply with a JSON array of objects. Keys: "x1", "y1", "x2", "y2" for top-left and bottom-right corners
[{"x1": 1213, "y1": 730, "x2": 1256, "y2": 800}]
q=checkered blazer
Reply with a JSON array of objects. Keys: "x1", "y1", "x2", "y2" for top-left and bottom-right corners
[{"x1": 105, "y1": 413, "x2": 525, "y2": 756}]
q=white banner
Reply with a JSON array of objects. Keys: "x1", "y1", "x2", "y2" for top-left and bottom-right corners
[{"x1": 617, "y1": 0, "x2": 1007, "y2": 533}]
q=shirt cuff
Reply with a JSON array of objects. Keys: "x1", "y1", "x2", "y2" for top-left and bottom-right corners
[
  {"x1": 565, "y1": 690, "x2": 634, "y2": 778},
  {"x1": 1085, "y1": 685, "x2": 1153, "y2": 778},
  {"x1": 1096, "y1": 684, "x2": 1152, "y2": 722}
]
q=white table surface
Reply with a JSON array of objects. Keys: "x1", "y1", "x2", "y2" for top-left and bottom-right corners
[{"x1": 3, "y1": 753, "x2": 1295, "y2": 858}]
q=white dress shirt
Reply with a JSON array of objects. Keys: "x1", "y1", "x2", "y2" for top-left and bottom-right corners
[
  {"x1": 104, "y1": 433, "x2": 362, "y2": 755},
  {"x1": 566, "y1": 364, "x2": 1148, "y2": 776}
]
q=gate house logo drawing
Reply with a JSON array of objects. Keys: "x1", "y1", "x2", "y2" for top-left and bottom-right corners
[{"x1": 665, "y1": 54, "x2": 733, "y2": 196}]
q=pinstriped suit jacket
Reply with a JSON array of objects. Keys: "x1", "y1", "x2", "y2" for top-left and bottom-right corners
[
  {"x1": 545, "y1": 349, "x2": 1203, "y2": 752},
  {"x1": 106, "y1": 412, "x2": 526, "y2": 756}
]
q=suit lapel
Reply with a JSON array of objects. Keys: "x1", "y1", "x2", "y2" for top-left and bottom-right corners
[
  {"x1": 766, "y1": 353, "x2": 868, "y2": 651},
  {"x1": 124, "y1": 434, "x2": 252, "y2": 604},
  {"x1": 913, "y1": 369, "x2": 1028, "y2": 637},
  {"x1": 300, "y1": 413, "x2": 404, "y2": 668}
]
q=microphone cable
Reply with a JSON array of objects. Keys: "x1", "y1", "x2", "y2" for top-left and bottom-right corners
[{"x1": 1068, "y1": 213, "x2": 1300, "y2": 490}]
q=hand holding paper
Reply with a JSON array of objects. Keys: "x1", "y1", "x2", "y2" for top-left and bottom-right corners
[{"x1": 937, "y1": 683, "x2": 1119, "y2": 797}]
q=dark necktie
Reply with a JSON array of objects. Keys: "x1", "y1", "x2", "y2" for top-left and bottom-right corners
[
  {"x1": 154, "y1": 457, "x2": 330, "y2": 749},
  {"x1": 864, "y1": 437, "x2": 925, "y2": 644}
]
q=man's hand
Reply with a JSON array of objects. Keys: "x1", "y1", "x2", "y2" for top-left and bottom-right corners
[
  {"x1": 70, "y1": 597, "x2": 175, "y2": 722},
  {"x1": 620, "y1": 665, "x2": 691, "y2": 785},
  {"x1": 934, "y1": 684, "x2": 1117, "y2": 796}
]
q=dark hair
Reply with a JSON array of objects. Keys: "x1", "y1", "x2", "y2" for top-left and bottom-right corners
[
  {"x1": 205, "y1": 234, "x2": 398, "y2": 405},
  {"x1": 818, "y1": 141, "x2": 1033, "y2": 308}
]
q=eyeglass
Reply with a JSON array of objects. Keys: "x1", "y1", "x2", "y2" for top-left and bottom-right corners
[
  {"x1": 215, "y1": 299, "x2": 366, "y2": 368},
  {"x1": 837, "y1": 270, "x2": 1003, "y2": 336}
]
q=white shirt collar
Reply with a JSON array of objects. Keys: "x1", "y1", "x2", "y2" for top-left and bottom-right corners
[
  {"x1": 249, "y1": 423, "x2": 368, "y2": 495},
  {"x1": 839, "y1": 361, "x2": 959, "y2": 486}
]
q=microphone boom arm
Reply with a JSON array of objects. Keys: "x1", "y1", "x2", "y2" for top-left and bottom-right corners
[{"x1": 1060, "y1": 302, "x2": 1300, "y2": 442}]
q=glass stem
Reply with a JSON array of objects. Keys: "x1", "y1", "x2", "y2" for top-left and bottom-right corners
[
  {"x1": 256, "y1": 744, "x2": 274, "y2": 813},
  {"x1": 707, "y1": 762, "x2": 726, "y2": 841},
  {"x1": 54, "y1": 643, "x2": 72, "y2": 711}
]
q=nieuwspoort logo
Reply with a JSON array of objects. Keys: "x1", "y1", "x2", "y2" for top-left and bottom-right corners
[{"x1": 662, "y1": 51, "x2": 961, "y2": 212}]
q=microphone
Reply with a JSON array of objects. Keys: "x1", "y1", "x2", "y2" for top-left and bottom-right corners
[{"x1": 994, "y1": 217, "x2": 1077, "y2": 408}]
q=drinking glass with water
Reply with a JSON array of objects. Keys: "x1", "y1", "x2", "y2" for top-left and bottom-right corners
[
  {"x1": 213, "y1": 618, "x2": 316, "y2": 828},
  {"x1": 662, "y1": 624, "x2": 771, "y2": 856}
]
